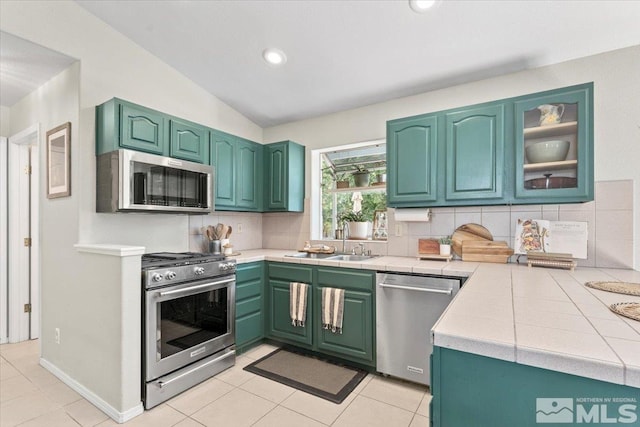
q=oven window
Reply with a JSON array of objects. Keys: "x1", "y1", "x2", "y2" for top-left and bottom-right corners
[{"x1": 158, "y1": 287, "x2": 228, "y2": 359}]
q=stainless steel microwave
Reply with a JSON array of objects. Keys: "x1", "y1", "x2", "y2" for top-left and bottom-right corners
[{"x1": 97, "y1": 149, "x2": 213, "y2": 214}]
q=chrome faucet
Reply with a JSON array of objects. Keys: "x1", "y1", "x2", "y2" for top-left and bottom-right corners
[{"x1": 342, "y1": 222, "x2": 349, "y2": 254}]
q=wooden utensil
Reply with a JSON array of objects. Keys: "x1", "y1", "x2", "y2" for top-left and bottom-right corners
[
  {"x1": 451, "y1": 224, "x2": 493, "y2": 257},
  {"x1": 215, "y1": 223, "x2": 224, "y2": 240},
  {"x1": 220, "y1": 224, "x2": 229, "y2": 241},
  {"x1": 226, "y1": 225, "x2": 232, "y2": 239},
  {"x1": 206, "y1": 225, "x2": 216, "y2": 241}
]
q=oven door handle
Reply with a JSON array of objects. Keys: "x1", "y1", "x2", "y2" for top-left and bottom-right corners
[
  {"x1": 157, "y1": 348, "x2": 236, "y2": 388},
  {"x1": 158, "y1": 277, "x2": 235, "y2": 297}
]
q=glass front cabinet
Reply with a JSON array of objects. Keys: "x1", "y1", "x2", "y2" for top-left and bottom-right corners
[{"x1": 514, "y1": 83, "x2": 593, "y2": 203}]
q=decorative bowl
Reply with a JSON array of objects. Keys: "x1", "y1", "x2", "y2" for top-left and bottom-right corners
[{"x1": 525, "y1": 140, "x2": 570, "y2": 164}]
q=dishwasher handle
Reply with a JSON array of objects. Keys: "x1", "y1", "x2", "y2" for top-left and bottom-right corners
[{"x1": 378, "y1": 282, "x2": 453, "y2": 295}]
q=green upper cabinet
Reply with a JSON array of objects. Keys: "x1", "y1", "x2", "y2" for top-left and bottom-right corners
[
  {"x1": 211, "y1": 131, "x2": 263, "y2": 211},
  {"x1": 211, "y1": 131, "x2": 237, "y2": 208},
  {"x1": 96, "y1": 98, "x2": 168, "y2": 156},
  {"x1": 96, "y1": 98, "x2": 210, "y2": 164},
  {"x1": 514, "y1": 83, "x2": 593, "y2": 203},
  {"x1": 236, "y1": 138, "x2": 263, "y2": 210},
  {"x1": 385, "y1": 82, "x2": 593, "y2": 207},
  {"x1": 264, "y1": 141, "x2": 305, "y2": 212},
  {"x1": 169, "y1": 118, "x2": 209, "y2": 164},
  {"x1": 445, "y1": 104, "x2": 505, "y2": 201},
  {"x1": 387, "y1": 114, "x2": 438, "y2": 207}
]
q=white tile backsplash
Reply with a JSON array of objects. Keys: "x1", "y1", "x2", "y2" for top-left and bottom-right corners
[{"x1": 189, "y1": 180, "x2": 634, "y2": 267}]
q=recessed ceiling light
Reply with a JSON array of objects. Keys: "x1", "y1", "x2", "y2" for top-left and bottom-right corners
[
  {"x1": 262, "y1": 48, "x2": 287, "y2": 66},
  {"x1": 409, "y1": 0, "x2": 438, "y2": 13}
]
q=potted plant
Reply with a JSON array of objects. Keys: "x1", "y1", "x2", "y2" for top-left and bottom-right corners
[
  {"x1": 374, "y1": 172, "x2": 387, "y2": 185},
  {"x1": 339, "y1": 211, "x2": 370, "y2": 240},
  {"x1": 335, "y1": 172, "x2": 350, "y2": 189},
  {"x1": 439, "y1": 236, "x2": 452, "y2": 256},
  {"x1": 352, "y1": 165, "x2": 370, "y2": 187}
]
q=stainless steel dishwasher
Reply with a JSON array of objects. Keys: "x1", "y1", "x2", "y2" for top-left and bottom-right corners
[{"x1": 376, "y1": 272, "x2": 463, "y2": 386}]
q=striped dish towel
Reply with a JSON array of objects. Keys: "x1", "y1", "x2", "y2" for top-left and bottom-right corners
[
  {"x1": 290, "y1": 282, "x2": 309, "y2": 327},
  {"x1": 322, "y1": 287, "x2": 345, "y2": 334}
]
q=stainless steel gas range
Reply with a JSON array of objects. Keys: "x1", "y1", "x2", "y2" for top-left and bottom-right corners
[{"x1": 142, "y1": 252, "x2": 236, "y2": 409}]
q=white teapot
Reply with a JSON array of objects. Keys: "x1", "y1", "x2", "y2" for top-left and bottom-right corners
[{"x1": 537, "y1": 104, "x2": 564, "y2": 126}]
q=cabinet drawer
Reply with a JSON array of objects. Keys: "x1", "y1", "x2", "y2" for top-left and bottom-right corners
[
  {"x1": 268, "y1": 263, "x2": 313, "y2": 283},
  {"x1": 316, "y1": 267, "x2": 374, "y2": 292},
  {"x1": 237, "y1": 262, "x2": 263, "y2": 283},
  {"x1": 236, "y1": 280, "x2": 261, "y2": 301},
  {"x1": 237, "y1": 295, "x2": 261, "y2": 318},
  {"x1": 236, "y1": 312, "x2": 263, "y2": 347}
]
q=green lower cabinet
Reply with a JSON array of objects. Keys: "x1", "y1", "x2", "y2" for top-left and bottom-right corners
[
  {"x1": 314, "y1": 267, "x2": 375, "y2": 366},
  {"x1": 266, "y1": 263, "x2": 314, "y2": 346},
  {"x1": 235, "y1": 262, "x2": 264, "y2": 350},
  {"x1": 431, "y1": 346, "x2": 640, "y2": 427},
  {"x1": 314, "y1": 287, "x2": 374, "y2": 365},
  {"x1": 265, "y1": 263, "x2": 376, "y2": 367}
]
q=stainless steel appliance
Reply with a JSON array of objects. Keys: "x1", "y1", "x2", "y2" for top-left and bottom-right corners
[
  {"x1": 142, "y1": 252, "x2": 236, "y2": 408},
  {"x1": 376, "y1": 272, "x2": 463, "y2": 386},
  {"x1": 97, "y1": 149, "x2": 213, "y2": 214}
]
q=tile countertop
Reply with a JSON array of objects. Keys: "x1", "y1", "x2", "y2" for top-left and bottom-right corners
[{"x1": 233, "y1": 249, "x2": 640, "y2": 388}]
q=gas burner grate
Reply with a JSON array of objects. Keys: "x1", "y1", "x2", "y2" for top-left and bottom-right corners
[{"x1": 142, "y1": 252, "x2": 225, "y2": 269}]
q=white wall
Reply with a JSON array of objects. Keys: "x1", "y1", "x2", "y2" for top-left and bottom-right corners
[
  {"x1": 0, "y1": 0, "x2": 263, "y2": 253},
  {"x1": 0, "y1": 106, "x2": 9, "y2": 136},
  {"x1": 0, "y1": 0, "x2": 265, "y2": 418},
  {"x1": 264, "y1": 46, "x2": 640, "y2": 269}
]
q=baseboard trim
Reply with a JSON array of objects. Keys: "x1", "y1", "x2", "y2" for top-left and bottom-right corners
[{"x1": 40, "y1": 358, "x2": 144, "y2": 423}]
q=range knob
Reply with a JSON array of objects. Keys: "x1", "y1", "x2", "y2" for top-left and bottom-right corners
[
  {"x1": 165, "y1": 271, "x2": 177, "y2": 280},
  {"x1": 152, "y1": 273, "x2": 163, "y2": 282},
  {"x1": 194, "y1": 267, "x2": 205, "y2": 275},
  {"x1": 220, "y1": 262, "x2": 235, "y2": 271}
]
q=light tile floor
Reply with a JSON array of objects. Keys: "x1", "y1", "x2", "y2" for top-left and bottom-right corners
[{"x1": 0, "y1": 340, "x2": 431, "y2": 427}]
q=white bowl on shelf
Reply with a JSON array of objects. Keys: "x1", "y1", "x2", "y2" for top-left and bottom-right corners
[{"x1": 525, "y1": 140, "x2": 570, "y2": 164}]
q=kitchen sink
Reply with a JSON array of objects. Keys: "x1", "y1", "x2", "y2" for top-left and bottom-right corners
[
  {"x1": 283, "y1": 252, "x2": 379, "y2": 261},
  {"x1": 326, "y1": 254, "x2": 379, "y2": 262},
  {"x1": 284, "y1": 252, "x2": 336, "y2": 259}
]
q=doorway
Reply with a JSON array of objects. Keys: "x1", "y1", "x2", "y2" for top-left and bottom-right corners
[{"x1": 3, "y1": 124, "x2": 40, "y2": 343}]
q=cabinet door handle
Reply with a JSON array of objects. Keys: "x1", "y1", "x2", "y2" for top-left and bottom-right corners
[
  {"x1": 378, "y1": 282, "x2": 452, "y2": 295},
  {"x1": 158, "y1": 277, "x2": 234, "y2": 297}
]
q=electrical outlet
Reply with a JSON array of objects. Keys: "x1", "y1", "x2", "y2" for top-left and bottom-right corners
[
  {"x1": 395, "y1": 224, "x2": 403, "y2": 237},
  {"x1": 54, "y1": 328, "x2": 60, "y2": 344},
  {"x1": 237, "y1": 223, "x2": 243, "y2": 233}
]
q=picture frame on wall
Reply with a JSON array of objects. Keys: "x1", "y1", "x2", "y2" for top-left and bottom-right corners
[
  {"x1": 372, "y1": 209, "x2": 388, "y2": 240},
  {"x1": 46, "y1": 122, "x2": 71, "y2": 199}
]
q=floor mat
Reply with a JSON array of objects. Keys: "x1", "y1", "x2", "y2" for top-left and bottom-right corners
[{"x1": 243, "y1": 348, "x2": 367, "y2": 403}]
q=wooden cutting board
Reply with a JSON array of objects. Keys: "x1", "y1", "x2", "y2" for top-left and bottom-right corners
[
  {"x1": 451, "y1": 224, "x2": 493, "y2": 257},
  {"x1": 462, "y1": 241, "x2": 514, "y2": 256},
  {"x1": 418, "y1": 238, "x2": 440, "y2": 255},
  {"x1": 462, "y1": 241, "x2": 514, "y2": 263}
]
